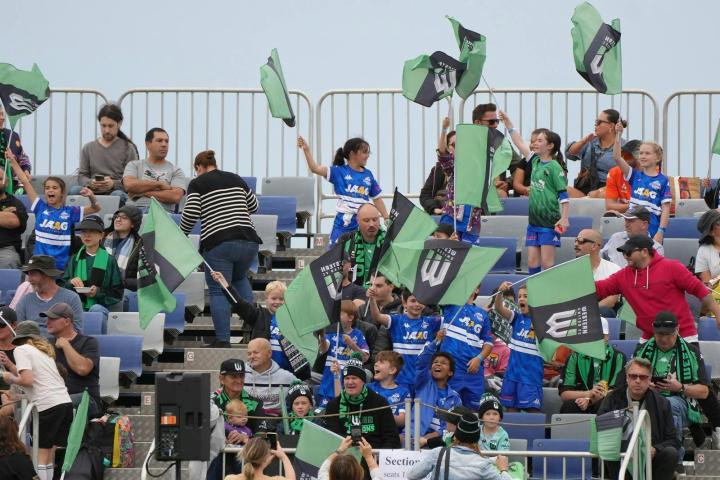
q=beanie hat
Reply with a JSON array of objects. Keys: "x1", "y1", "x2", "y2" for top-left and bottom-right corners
[
  {"x1": 286, "y1": 382, "x2": 314, "y2": 407},
  {"x1": 454, "y1": 413, "x2": 481, "y2": 444},
  {"x1": 114, "y1": 205, "x2": 143, "y2": 231},
  {"x1": 343, "y1": 357, "x2": 366, "y2": 382},
  {"x1": 478, "y1": 395, "x2": 504, "y2": 420}
]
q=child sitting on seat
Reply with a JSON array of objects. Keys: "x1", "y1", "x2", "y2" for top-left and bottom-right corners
[
  {"x1": 224, "y1": 399, "x2": 252, "y2": 445},
  {"x1": 279, "y1": 382, "x2": 316, "y2": 435},
  {"x1": 478, "y1": 395, "x2": 510, "y2": 452}
]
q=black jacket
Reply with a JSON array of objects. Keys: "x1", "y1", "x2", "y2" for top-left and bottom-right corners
[
  {"x1": 597, "y1": 387, "x2": 679, "y2": 451},
  {"x1": 419, "y1": 165, "x2": 447, "y2": 214},
  {"x1": 324, "y1": 387, "x2": 401, "y2": 449},
  {"x1": 221, "y1": 285, "x2": 272, "y2": 340},
  {"x1": 704, "y1": 179, "x2": 720, "y2": 209},
  {"x1": 0, "y1": 193, "x2": 28, "y2": 252}
]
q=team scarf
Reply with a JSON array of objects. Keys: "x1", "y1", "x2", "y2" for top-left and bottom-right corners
[
  {"x1": 346, "y1": 230, "x2": 385, "y2": 288},
  {"x1": 575, "y1": 344, "x2": 623, "y2": 390},
  {"x1": 288, "y1": 411, "x2": 314, "y2": 434},
  {"x1": 338, "y1": 386, "x2": 369, "y2": 433},
  {"x1": 107, "y1": 233, "x2": 135, "y2": 276},
  {"x1": 636, "y1": 338, "x2": 702, "y2": 423},
  {"x1": 74, "y1": 246, "x2": 110, "y2": 309}
]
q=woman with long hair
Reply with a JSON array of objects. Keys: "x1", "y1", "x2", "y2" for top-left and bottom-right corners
[
  {"x1": 224, "y1": 436, "x2": 295, "y2": 480},
  {"x1": 318, "y1": 436, "x2": 380, "y2": 480},
  {"x1": 0, "y1": 416, "x2": 39, "y2": 479}
]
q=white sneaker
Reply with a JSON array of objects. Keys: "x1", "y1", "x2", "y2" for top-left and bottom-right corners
[{"x1": 712, "y1": 427, "x2": 720, "y2": 449}]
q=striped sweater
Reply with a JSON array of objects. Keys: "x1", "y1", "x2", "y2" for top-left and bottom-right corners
[{"x1": 180, "y1": 169, "x2": 262, "y2": 251}]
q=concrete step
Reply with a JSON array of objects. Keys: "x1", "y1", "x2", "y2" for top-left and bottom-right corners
[{"x1": 250, "y1": 270, "x2": 299, "y2": 282}]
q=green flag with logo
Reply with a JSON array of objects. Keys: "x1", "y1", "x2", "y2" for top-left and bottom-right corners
[
  {"x1": 260, "y1": 48, "x2": 296, "y2": 127},
  {"x1": 590, "y1": 409, "x2": 624, "y2": 461},
  {"x1": 454, "y1": 124, "x2": 513, "y2": 213},
  {"x1": 527, "y1": 256, "x2": 606, "y2": 361},
  {"x1": 402, "y1": 51, "x2": 465, "y2": 108},
  {"x1": 137, "y1": 198, "x2": 203, "y2": 329},
  {"x1": 571, "y1": 2, "x2": 622, "y2": 95},
  {"x1": 294, "y1": 421, "x2": 359, "y2": 480},
  {"x1": 712, "y1": 119, "x2": 720, "y2": 156},
  {"x1": 447, "y1": 16, "x2": 487, "y2": 99},
  {"x1": 377, "y1": 238, "x2": 503, "y2": 305},
  {"x1": 0, "y1": 63, "x2": 50, "y2": 129}
]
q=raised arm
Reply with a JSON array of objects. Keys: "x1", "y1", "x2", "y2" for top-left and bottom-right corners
[
  {"x1": 367, "y1": 290, "x2": 391, "y2": 326},
  {"x1": 494, "y1": 281, "x2": 515, "y2": 320},
  {"x1": 438, "y1": 117, "x2": 450, "y2": 154},
  {"x1": 6, "y1": 150, "x2": 38, "y2": 203},
  {"x1": 498, "y1": 111, "x2": 531, "y2": 158},
  {"x1": 612, "y1": 122, "x2": 631, "y2": 177},
  {"x1": 297, "y1": 136, "x2": 328, "y2": 178}
]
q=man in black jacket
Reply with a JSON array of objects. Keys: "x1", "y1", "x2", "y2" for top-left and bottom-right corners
[{"x1": 597, "y1": 357, "x2": 679, "y2": 480}]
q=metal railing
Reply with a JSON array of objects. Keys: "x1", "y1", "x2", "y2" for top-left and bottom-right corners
[
  {"x1": 662, "y1": 90, "x2": 720, "y2": 178},
  {"x1": 17, "y1": 400, "x2": 40, "y2": 470},
  {"x1": 116, "y1": 88, "x2": 313, "y2": 179},
  {"x1": 619, "y1": 406, "x2": 653, "y2": 479}
]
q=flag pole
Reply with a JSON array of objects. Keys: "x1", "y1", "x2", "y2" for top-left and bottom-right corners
[
  {"x1": 481, "y1": 75, "x2": 502, "y2": 111},
  {"x1": 449, "y1": 101, "x2": 458, "y2": 235},
  {"x1": 202, "y1": 259, "x2": 238, "y2": 304},
  {"x1": 0, "y1": 312, "x2": 16, "y2": 337}
]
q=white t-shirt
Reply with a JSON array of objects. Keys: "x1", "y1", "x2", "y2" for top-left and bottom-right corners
[
  {"x1": 593, "y1": 258, "x2": 622, "y2": 281},
  {"x1": 14, "y1": 343, "x2": 71, "y2": 412},
  {"x1": 694, "y1": 244, "x2": 720, "y2": 279}
]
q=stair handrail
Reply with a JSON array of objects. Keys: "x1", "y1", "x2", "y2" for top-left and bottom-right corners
[{"x1": 17, "y1": 400, "x2": 40, "y2": 470}]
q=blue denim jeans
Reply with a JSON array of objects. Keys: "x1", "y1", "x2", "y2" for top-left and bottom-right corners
[
  {"x1": 666, "y1": 395, "x2": 689, "y2": 465},
  {"x1": 203, "y1": 239, "x2": 259, "y2": 341}
]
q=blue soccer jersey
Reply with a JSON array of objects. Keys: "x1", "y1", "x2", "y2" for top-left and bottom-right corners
[
  {"x1": 504, "y1": 311, "x2": 544, "y2": 387},
  {"x1": 31, "y1": 198, "x2": 82, "y2": 271},
  {"x1": 367, "y1": 382, "x2": 411, "y2": 417},
  {"x1": 440, "y1": 304, "x2": 493, "y2": 372},
  {"x1": 327, "y1": 164, "x2": 382, "y2": 216},
  {"x1": 269, "y1": 316, "x2": 291, "y2": 371},
  {"x1": 388, "y1": 314, "x2": 442, "y2": 386},
  {"x1": 318, "y1": 328, "x2": 369, "y2": 400},
  {"x1": 428, "y1": 385, "x2": 462, "y2": 434},
  {"x1": 626, "y1": 169, "x2": 672, "y2": 236}
]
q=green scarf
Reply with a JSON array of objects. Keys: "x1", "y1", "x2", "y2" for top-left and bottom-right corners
[
  {"x1": 346, "y1": 230, "x2": 386, "y2": 288},
  {"x1": 636, "y1": 338, "x2": 702, "y2": 423},
  {"x1": 575, "y1": 344, "x2": 623, "y2": 390},
  {"x1": 74, "y1": 246, "x2": 110, "y2": 309},
  {"x1": 288, "y1": 411, "x2": 314, "y2": 434},
  {"x1": 338, "y1": 386, "x2": 369, "y2": 433}
]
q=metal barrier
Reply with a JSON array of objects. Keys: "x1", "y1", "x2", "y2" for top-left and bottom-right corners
[
  {"x1": 17, "y1": 400, "x2": 40, "y2": 470},
  {"x1": 116, "y1": 88, "x2": 314, "y2": 179},
  {"x1": 619, "y1": 407, "x2": 653, "y2": 479},
  {"x1": 315, "y1": 89, "x2": 452, "y2": 233},
  {"x1": 14, "y1": 89, "x2": 108, "y2": 175},
  {"x1": 662, "y1": 90, "x2": 720, "y2": 178}
]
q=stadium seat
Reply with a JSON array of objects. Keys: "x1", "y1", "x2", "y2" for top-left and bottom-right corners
[
  {"x1": 22, "y1": 213, "x2": 34, "y2": 250},
  {"x1": 606, "y1": 318, "x2": 621, "y2": 341},
  {"x1": 66, "y1": 195, "x2": 89, "y2": 208},
  {"x1": 531, "y1": 439, "x2": 592, "y2": 480},
  {"x1": 675, "y1": 199, "x2": 708, "y2": 218},
  {"x1": 599, "y1": 216, "x2": 625, "y2": 237},
  {"x1": 95, "y1": 334, "x2": 144, "y2": 379},
  {"x1": 83, "y1": 312, "x2": 104, "y2": 336},
  {"x1": 665, "y1": 217, "x2": 699, "y2": 238},
  {"x1": 478, "y1": 274, "x2": 527, "y2": 296},
  {"x1": 176, "y1": 271, "x2": 206, "y2": 316},
  {"x1": 242, "y1": 176, "x2": 257, "y2": 193},
  {"x1": 507, "y1": 438, "x2": 528, "y2": 466},
  {"x1": 502, "y1": 412, "x2": 546, "y2": 447},
  {"x1": 699, "y1": 318, "x2": 720, "y2": 341},
  {"x1": 262, "y1": 176, "x2": 315, "y2": 227},
  {"x1": 568, "y1": 198, "x2": 606, "y2": 229},
  {"x1": 550, "y1": 413, "x2": 593, "y2": 440},
  {"x1": 252, "y1": 214, "x2": 279, "y2": 255},
  {"x1": 564, "y1": 216, "x2": 593, "y2": 238},
  {"x1": 107, "y1": 312, "x2": 166, "y2": 358},
  {"x1": 610, "y1": 339, "x2": 638, "y2": 359},
  {"x1": 662, "y1": 238, "x2": 697, "y2": 266},
  {"x1": 0, "y1": 268, "x2": 22, "y2": 306},
  {"x1": 169, "y1": 214, "x2": 201, "y2": 235},
  {"x1": 68, "y1": 195, "x2": 121, "y2": 215},
  {"x1": 102, "y1": 213, "x2": 114, "y2": 228},
  {"x1": 99, "y1": 356, "x2": 121, "y2": 402},
  {"x1": 542, "y1": 387, "x2": 562, "y2": 416},
  {"x1": 127, "y1": 292, "x2": 186, "y2": 335},
  {"x1": 700, "y1": 341, "x2": 720, "y2": 380},
  {"x1": 473, "y1": 237, "x2": 517, "y2": 273},
  {"x1": 554, "y1": 237, "x2": 576, "y2": 264},
  {"x1": 480, "y1": 216, "x2": 528, "y2": 249},
  {"x1": 257, "y1": 195, "x2": 298, "y2": 237},
  {"x1": 623, "y1": 321, "x2": 642, "y2": 341},
  {"x1": 499, "y1": 197, "x2": 529, "y2": 216}
]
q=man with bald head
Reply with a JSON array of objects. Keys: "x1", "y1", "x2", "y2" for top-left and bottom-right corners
[
  {"x1": 338, "y1": 203, "x2": 386, "y2": 288},
  {"x1": 574, "y1": 228, "x2": 620, "y2": 316},
  {"x1": 244, "y1": 338, "x2": 299, "y2": 415}
]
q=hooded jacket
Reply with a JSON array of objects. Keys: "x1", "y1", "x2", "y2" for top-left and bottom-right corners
[
  {"x1": 414, "y1": 340, "x2": 462, "y2": 436},
  {"x1": 407, "y1": 445, "x2": 512, "y2": 480},
  {"x1": 595, "y1": 253, "x2": 708, "y2": 341},
  {"x1": 244, "y1": 360, "x2": 299, "y2": 414}
]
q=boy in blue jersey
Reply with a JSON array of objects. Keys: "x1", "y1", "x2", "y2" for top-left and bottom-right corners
[
  {"x1": 368, "y1": 288, "x2": 441, "y2": 391},
  {"x1": 368, "y1": 350, "x2": 410, "y2": 429},
  {"x1": 317, "y1": 300, "x2": 369, "y2": 407},
  {"x1": 494, "y1": 282, "x2": 544, "y2": 412},
  {"x1": 439, "y1": 288, "x2": 493, "y2": 409}
]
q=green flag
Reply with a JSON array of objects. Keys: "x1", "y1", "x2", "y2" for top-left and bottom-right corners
[
  {"x1": 527, "y1": 256, "x2": 606, "y2": 361},
  {"x1": 275, "y1": 243, "x2": 344, "y2": 365},
  {"x1": 62, "y1": 390, "x2": 90, "y2": 474},
  {"x1": 137, "y1": 198, "x2": 203, "y2": 329},
  {"x1": 454, "y1": 124, "x2": 513, "y2": 213},
  {"x1": 617, "y1": 301, "x2": 636, "y2": 326},
  {"x1": 294, "y1": 421, "x2": 360, "y2": 479},
  {"x1": 402, "y1": 51, "x2": 465, "y2": 107},
  {"x1": 590, "y1": 409, "x2": 624, "y2": 461},
  {"x1": 571, "y1": 2, "x2": 622, "y2": 95},
  {"x1": 378, "y1": 238, "x2": 503, "y2": 305},
  {"x1": 260, "y1": 48, "x2": 296, "y2": 127},
  {"x1": 0, "y1": 63, "x2": 50, "y2": 129},
  {"x1": 447, "y1": 16, "x2": 487, "y2": 99},
  {"x1": 712, "y1": 119, "x2": 720, "y2": 156}
]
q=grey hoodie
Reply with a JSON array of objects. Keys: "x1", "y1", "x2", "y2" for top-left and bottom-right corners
[{"x1": 244, "y1": 360, "x2": 299, "y2": 414}]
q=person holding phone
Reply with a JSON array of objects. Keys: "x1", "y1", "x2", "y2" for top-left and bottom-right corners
[
  {"x1": 318, "y1": 436, "x2": 381, "y2": 480},
  {"x1": 224, "y1": 436, "x2": 294, "y2": 480}
]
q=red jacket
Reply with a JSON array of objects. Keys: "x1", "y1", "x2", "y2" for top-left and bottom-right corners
[{"x1": 595, "y1": 253, "x2": 708, "y2": 341}]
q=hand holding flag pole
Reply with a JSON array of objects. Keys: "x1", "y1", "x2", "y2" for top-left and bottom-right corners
[{"x1": 203, "y1": 260, "x2": 238, "y2": 304}]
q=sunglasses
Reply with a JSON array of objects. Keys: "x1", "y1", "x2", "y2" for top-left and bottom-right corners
[
  {"x1": 574, "y1": 238, "x2": 596, "y2": 245},
  {"x1": 627, "y1": 373, "x2": 650, "y2": 381},
  {"x1": 114, "y1": 214, "x2": 130, "y2": 221},
  {"x1": 595, "y1": 119, "x2": 613, "y2": 126},
  {"x1": 485, "y1": 119, "x2": 500, "y2": 125}
]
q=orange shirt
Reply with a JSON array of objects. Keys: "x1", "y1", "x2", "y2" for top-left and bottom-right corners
[{"x1": 605, "y1": 166, "x2": 631, "y2": 202}]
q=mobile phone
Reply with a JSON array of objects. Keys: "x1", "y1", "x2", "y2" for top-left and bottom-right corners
[
  {"x1": 94, "y1": 175, "x2": 105, "y2": 182},
  {"x1": 350, "y1": 424, "x2": 362, "y2": 446},
  {"x1": 258, "y1": 432, "x2": 277, "y2": 449},
  {"x1": 651, "y1": 375, "x2": 667, "y2": 384}
]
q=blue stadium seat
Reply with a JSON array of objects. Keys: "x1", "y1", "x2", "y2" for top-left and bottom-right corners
[
  {"x1": 499, "y1": 197, "x2": 529, "y2": 216},
  {"x1": 610, "y1": 339, "x2": 638, "y2": 359},
  {"x1": 83, "y1": 312, "x2": 104, "y2": 336},
  {"x1": 16, "y1": 194, "x2": 32, "y2": 210},
  {"x1": 242, "y1": 176, "x2": 257, "y2": 193},
  {"x1": 127, "y1": 291, "x2": 186, "y2": 335},
  {"x1": 531, "y1": 439, "x2": 592, "y2": 480},
  {"x1": 698, "y1": 318, "x2": 720, "y2": 341},
  {"x1": 0, "y1": 268, "x2": 22, "y2": 306},
  {"x1": 663, "y1": 238, "x2": 697, "y2": 266},
  {"x1": 542, "y1": 387, "x2": 563, "y2": 416},
  {"x1": 169, "y1": 213, "x2": 201, "y2": 235},
  {"x1": 257, "y1": 195, "x2": 298, "y2": 235},
  {"x1": 95, "y1": 334, "x2": 144, "y2": 378},
  {"x1": 563, "y1": 216, "x2": 593, "y2": 238},
  {"x1": 502, "y1": 412, "x2": 546, "y2": 447},
  {"x1": 665, "y1": 217, "x2": 699, "y2": 238},
  {"x1": 478, "y1": 273, "x2": 527, "y2": 296},
  {"x1": 474, "y1": 237, "x2": 517, "y2": 273},
  {"x1": 606, "y1": 317, "x2": 621, "y2": 341}
]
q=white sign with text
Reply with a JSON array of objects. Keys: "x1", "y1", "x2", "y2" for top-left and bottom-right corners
[{"x1": 376, "y1": 450, "x2": 424, "y2": 480}]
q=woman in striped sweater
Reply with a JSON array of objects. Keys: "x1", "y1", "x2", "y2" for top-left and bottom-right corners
[{"x1": 180, "y1": 150, "x2": 262, "y2": 348}]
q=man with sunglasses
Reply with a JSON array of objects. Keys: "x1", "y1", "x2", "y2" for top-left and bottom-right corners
[
  {"x1": 601, "y1": 207, "x2": 664, "y2": 268},
  {"x1": 573, "y1": 228, "x2": 620, "y2": 316},
  {"x1": 595, "y1": 235, "x2": 720, "y2": 343},
  {"x1": 597, "y1": 357, "x2": 679, "y2": 480}
]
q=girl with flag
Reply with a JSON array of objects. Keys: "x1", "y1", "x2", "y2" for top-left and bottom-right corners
[
  {"x1": 298, "y1": 136, "x2": 387, "y2": 245},
  {"x1": 0, "y1": 108, "x2": 32, "y2": 195}
]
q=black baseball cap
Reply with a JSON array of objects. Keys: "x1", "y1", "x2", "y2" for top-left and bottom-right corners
[
  {"x1": 653, "y1": 311, "x2": 678, "y2": 334},
  {"x1": 220, "y1": 359, "x2": 246, "y2": 375},
  {"x1": 618, "y1": 207, "x2": 651, "y2": 223},
  {"x1": 616, "y1": 234, "x2": 654, "y2": 254}
]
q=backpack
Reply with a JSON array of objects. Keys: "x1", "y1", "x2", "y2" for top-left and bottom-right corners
[{"x1": 93, "y1": 414, "x2": 136, "y2": 468}]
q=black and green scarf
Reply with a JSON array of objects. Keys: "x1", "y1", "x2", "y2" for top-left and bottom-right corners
[
  {"x1": 636, "y1": 338, "x2": 702, "y2": 423},
  {"x1": 338, "y1": 386, "x2": 368, "y2": 433},
  {"x1": 288, "y1": 411, "x2": 314, "y2": 434},
  {"x1": 345, "y1": 230, "x2": 386, "y2": 288},
  {"x1": 74, "y1": 246, "x2": 110, "y2": 309}
]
